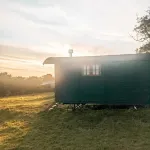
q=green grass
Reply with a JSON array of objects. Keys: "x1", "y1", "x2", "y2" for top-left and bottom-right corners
[
  {"x1": 1, "y1": 93, "x2": 150, "y2": 150},
  {"x1": 0, "y1": 93, "x2": 54, "y2": 150}
]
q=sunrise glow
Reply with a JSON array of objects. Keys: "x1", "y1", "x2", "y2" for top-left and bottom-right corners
[{"x1": 0, "y1": 0, "x2": 149, "y2": 76}]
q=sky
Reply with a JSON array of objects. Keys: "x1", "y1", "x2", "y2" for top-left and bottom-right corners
[{"x1": 0, "y1": 0, "x2": 149, "y2": 76}]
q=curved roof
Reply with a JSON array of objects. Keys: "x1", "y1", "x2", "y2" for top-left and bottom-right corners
[
  {"x1": 43, "y1": 53, "x2": 150, "y2": 65},
  {"x1": 43, "y1": 57, "x2": 69, "y2": 64},
  {"x1": 43, "y1": 57, "x2": 57, "y2": 64}
]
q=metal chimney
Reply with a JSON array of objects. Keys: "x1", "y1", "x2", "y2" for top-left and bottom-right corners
[{"x1": 68, "y1": 49, "x2": 73, "y2": 57}]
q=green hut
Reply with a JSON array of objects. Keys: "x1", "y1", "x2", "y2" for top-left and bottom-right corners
[{"x1": 43, "y1": 52, "x2": 150, "y2": 106}]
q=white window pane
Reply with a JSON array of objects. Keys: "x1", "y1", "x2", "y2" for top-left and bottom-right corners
[
  {"x1": 99, "y1": 65, "x2": 101, "y2": 75},
  {"x1": 83, "y1": 65, "x2": 86, "y2": 75},
  {"x1": 93, "y1": 65, "x2": 95, "y2": 75},
  {"x1": 87, "y1": 65, "x2": 90, "y2": 75},
  {"x1": 96, "y1": 65, "x2": 99, "y2": 75}
]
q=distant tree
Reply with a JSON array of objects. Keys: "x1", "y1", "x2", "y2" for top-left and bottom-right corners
[
  {"x1": 133, "y1": 8, "x2": 150, "y2": 53},
  {"x1": 42, "y1": 74, "x2": 54, "y2": 82},
  {"x1": 0, "y1": 72, "x2": 11, "y2": 78},
  {"x1": 0, "y1": 72, "x2": 54, "y2": 97}
]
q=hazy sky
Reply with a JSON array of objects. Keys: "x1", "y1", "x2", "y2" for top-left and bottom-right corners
[{"x1": 0, "y1": 0, "x2": 149, "y2": 76}]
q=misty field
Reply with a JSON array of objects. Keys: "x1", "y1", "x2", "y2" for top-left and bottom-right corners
[{"x1": 0, "y1": 93, "x2": 150, "y2": 150}]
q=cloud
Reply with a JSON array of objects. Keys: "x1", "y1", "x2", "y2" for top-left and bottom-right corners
[
  {"x1": 0, "y1": 0, "x2": 149, "y2": 76},
  {"x1": 1, "y1": 0, "x2": 137, "y2": 46},
  {"x1": 0, "y1": 44, "x2": 55, "y2": 76},
  {"x1": 11, "y1": 4, "x2": 69, "y2": 26}
]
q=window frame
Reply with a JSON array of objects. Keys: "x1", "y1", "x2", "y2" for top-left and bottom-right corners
[{"x1": 82, "y1": 64, "x2": 101, "y2": 76}]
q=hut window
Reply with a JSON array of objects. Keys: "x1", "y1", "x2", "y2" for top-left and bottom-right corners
[
  {"x1": 83, "y1": 65, "x2": 90, "y2": 75},
  {"x1": 83, "y1": 64, "x2": 101, "y2": 76},
  {"x1": 96, "y1": 64, "x2": 100, "y2": 75}
]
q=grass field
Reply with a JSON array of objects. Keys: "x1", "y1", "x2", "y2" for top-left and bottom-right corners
[{"x1": 0, "y1": 93, "x2": 150, "y2": 150}]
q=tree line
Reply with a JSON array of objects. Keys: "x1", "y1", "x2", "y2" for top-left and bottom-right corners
[{"x1": 0, "y1": 72, "x2": 54, "y2": 97}]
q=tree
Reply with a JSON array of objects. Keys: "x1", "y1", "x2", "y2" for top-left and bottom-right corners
[
  {"x1": 133, "y1": 8, "x2": 150, "y2": 53},
  {"x1": 42, "y1": 74, "x2": 54, "y2": 82}
]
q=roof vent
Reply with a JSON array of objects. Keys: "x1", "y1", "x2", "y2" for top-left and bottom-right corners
[{"x1": 68, "y1": 49, "x2": 73, "y2": 57}]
